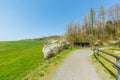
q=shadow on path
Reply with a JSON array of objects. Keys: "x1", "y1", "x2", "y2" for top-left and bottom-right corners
[{"x1": 94, "y1": 54, "x2": 117, "y2": 80}]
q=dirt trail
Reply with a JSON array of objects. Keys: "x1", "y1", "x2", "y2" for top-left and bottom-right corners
[{"x1": 52, "y1": 49, "x2": 101, "y2": 80}]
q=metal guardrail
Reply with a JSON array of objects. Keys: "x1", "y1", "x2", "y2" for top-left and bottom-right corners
[{"x1": 94, "y1": 48, "x2": 120, "y2": 80}]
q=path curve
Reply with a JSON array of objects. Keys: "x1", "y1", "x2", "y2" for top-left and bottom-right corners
[{"x1": 52, "y1": 49, "x2": 101, "y2": 80}]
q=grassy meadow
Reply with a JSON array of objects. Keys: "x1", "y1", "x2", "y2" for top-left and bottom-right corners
[
  {"x1": 0, "y1": 40, "x2": 45, "y2": 80},
  {"x1": 0, "y1": 40, "x2": 76, "y2": 80}
]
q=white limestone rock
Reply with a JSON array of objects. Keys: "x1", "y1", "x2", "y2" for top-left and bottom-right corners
[{"x1": 42, "y1": 39, "x2": 69, "y2": 59}]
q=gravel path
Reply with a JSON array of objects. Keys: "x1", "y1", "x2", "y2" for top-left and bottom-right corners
[{"x1": 52, "y1": 49, "x2": 101, "y2": 80}]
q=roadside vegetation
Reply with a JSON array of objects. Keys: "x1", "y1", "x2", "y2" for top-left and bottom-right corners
[
  {"x1": 91, "y1": 46, "x2": 120, "y2": 80},
  {"x1": 24, "y1": 47, "x2": 77, "y2": 80}
]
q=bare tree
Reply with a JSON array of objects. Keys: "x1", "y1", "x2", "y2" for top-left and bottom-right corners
[
  {"x1": 99, "y1": 5, "x2": 106, "y2": 41},
  {"x1": 83, "y1": 14, "x2": 90, "y2": 41},
  {"x1": 65, "y1": 22, "x2": 81, "y2": 45},
  {"x1": 64, "y1": 4, "x2": 120, "y2": 46},
  {"x1": 108, "y1": 4, "x2": 120, "y2": 39},
  {"x1": 89, "y1": 8, "x2": 96, "y2": 45}
]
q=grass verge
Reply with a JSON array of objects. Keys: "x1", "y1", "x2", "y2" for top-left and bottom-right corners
[
  {"x1": 91, "y1": 47, "x2": 120, "y2": 80},
  {"x1": 23, "y1": 47, "x2": 78, "y2": 80}
]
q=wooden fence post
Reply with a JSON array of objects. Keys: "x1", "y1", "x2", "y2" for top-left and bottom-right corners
[
  {"x1": 97, "y1": 49, "x2": 100, "y2": 61},
  {"x1": 116, "y1": 58, "x2": 120, "y2": 80}
]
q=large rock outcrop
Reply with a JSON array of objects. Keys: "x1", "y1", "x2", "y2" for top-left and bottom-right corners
[{"x1": 42, "y1": 39, "x2": 69, "y2": 59}]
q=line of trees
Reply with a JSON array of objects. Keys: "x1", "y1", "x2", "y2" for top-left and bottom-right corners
[{"x1": 65, "y1": 4, "x2": 120, "y2": 46}]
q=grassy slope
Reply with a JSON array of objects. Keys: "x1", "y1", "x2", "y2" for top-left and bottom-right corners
[
  {"x1": 0, "y1": 40, "x2": 45, "y2": 80},
  {"x1": 24, "y1": 47, "x2": 77, "y2": 80},
  {"x1": 91, "y1": 47, "x2": 120, "y2": 80}
]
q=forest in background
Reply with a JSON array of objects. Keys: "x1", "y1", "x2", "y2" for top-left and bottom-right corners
[{"x1": 65, "y1": 4, "x2": 120, "y2": 46}]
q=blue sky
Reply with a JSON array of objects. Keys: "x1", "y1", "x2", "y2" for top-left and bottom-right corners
[{"x1": 0, "y1": 0, "x2": 120, "y2": 41}]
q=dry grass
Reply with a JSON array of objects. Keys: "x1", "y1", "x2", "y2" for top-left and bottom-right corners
[{"x1": 91, "y1": 48, "x2": 120, "y2": 80}]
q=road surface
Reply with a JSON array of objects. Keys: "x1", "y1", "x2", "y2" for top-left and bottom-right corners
[{"x1": 52, "y1": 49, "x2": 101, "y2": 80}]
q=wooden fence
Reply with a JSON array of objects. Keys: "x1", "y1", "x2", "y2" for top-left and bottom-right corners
[{"x1": 94, "y1": 47, "x2": 120, "y2": 80}]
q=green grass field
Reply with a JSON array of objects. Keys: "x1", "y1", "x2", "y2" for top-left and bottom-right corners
[
  {"x1": 0, "y1": 40, "x2": 76, "y2": 80},
  {"x1": 0, "y1": 40, "x2": 45, "y2": 80}
]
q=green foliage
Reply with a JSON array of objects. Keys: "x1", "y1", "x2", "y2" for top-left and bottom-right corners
[
  {"x1": 89, "y1": 8, "x2": 95, "y2": 27},
  {"x1": 107, "y1": 46, "x2": 120, "y2": 50},
  {"x1": 24, "y1": 47, "x2": 77, "y2": 80},
  {"x1": 0, "y1": 40, "x2": 45, "y2": 80},
  {"x1": 0, "y1": 40, "x2": 77, "y2": 80}
]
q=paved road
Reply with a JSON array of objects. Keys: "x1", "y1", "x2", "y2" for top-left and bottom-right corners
[{"x1": 52, "y1": 49, "x2": 101, "y2": 80}]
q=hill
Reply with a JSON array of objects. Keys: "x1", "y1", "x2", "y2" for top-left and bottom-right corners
[{"x1": 28, "y1": 35, "x2": 62, "y2": 40}]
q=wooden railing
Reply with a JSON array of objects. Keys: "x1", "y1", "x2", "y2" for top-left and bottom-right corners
[{"x1": 94, "y1": 47, "x2": 120, "y2": 80}]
